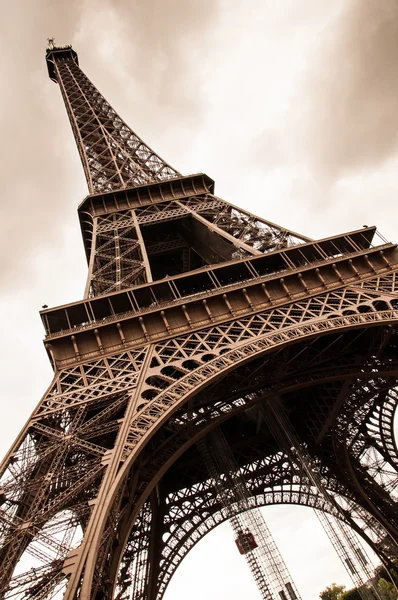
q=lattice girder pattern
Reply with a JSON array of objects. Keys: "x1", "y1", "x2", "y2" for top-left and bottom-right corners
[
  {"x1": 82, "y1": 191, "x2": 310, "y2": 297},
  {"x1": 2, "y1": 44, "x2": 398, "y2": 600},
  {"x1": 47, "y1": 48, "x2": 180, "y2": 193},
  {"x1": 197, "y1": 428, "x2": 301, "y2": 600},
  {"x1": 0, "y1": 349, "x2": 148, "y2": 598},
  {"x1": 150, "y1": 463, "x2": 393, "y2": 600},
  {"x1": 47, "y1": 44, "x2": 310, "y2": 298},
  {"x1": 100, "y1": 304, "x2": 396, "y2": 596},
  {"x1": 2, "y1": 270, "x2": 398, "y2": 599},
  {"x1": 109, "y1": 314, "x2": 398, "y2": 599},
  {"x1": 90, "y1": 218, "x2": 146, "y2": 295}
]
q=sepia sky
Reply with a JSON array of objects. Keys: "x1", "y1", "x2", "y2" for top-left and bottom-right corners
[{"x1": 0, "y1": 1, "x2": 398, "y2": 599}]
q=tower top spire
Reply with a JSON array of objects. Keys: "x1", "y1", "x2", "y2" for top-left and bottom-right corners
[{"x1": 45, "y1": 44, "x2": 179, "y2": 193}]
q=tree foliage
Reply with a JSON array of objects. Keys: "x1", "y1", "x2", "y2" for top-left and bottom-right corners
[
  {"x1": 377, "y1": 578, "x2": 398, "y2": 600},
  {"x1": 320, "y1": 573, "x2": 398, "y2": 600},
  {"x1": 320, "y1": 583, "x2": 346, "y2": 600},
  {"x1": 339, "y1": 588, "x2": 361, "y2": 600}
]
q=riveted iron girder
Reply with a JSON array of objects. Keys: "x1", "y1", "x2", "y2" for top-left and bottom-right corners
[{"x1": 0, "y1": 46, "x2": 397, "y2": 600}]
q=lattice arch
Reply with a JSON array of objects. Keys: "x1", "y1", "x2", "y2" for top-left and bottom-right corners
[
  {"x1": 2, "y1": 279, "x2": 397, "y2": 599},
  {"x1": 121, "y1": 313, "x2": 398, "y2": 465},
  {"x1": 154, "y1": 483, "x2": 391, "y2": 600},
  {"x1": 114, "y1": 431, "x2": 397, "y2": 600},
  {"x1": 96, "y1": 309, "x2": 398, "y2": 600},
  {"x1": 2, "y1": 42, "x2": 397, "y2": 600}
]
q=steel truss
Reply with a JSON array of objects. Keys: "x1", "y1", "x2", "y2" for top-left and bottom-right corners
[
  {"x1": 315, "y1": 510, "x2": 380, "y2": 600},
  {"x1": 46, "y1": 47, "x2": 179, "y2": 193},
  {"x1": 84, "y1": 193, "x2": 308, "y2": 297},
  {"x1": 0, "y1": 43, "x2": 397, "y2": 600},
  {"x1": 198, "y1": 428, "x2": 301, "y2": 600},
  {"x1": 258, "y1": 397, "x2": 390, "y2": 600},
  {"x1": 1, "y1": 264, "x2": 398, "y2": 599}
]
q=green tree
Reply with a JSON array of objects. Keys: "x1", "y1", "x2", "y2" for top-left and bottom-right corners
[
  {"x1": 320, "y1": 583, "x2": 346, "y2": 600},
  {"x1": 377, "y1": 578, "x2": 398, "y2": 600},
  {"x1": 339, "y1": 588, "x2": 362, "y2": 600}
]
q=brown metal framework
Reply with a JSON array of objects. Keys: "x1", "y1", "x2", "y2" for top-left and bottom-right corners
[
  {"x1": 0, "y1": 44, "x2": 397, "y2": 600},
  {"x1": 198, "y1": 428, "x2": 302, "y2": 600}
]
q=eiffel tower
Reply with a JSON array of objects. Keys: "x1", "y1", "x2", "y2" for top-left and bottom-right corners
[{"x1": 0, "y1": 42, "x2": 397, "y2": 600}]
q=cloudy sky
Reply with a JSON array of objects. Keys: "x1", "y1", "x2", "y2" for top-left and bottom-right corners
[{"x1": 0, "y1": 1, "x2": 397, "y2": 599}]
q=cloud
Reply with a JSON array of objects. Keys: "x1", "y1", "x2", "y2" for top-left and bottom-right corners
[
  {"x1": 242, "y1": 1, "x2": 398, "y2": 237},
  {"x1": 303, "y1": 0, "x2": 398, "y2": 178},
  {"x1": 0, "y1": 5, "x2": 396, "y2": 600},
  {"x1": 0, "y1": 0, "x2": 221, "y2": 289},
  {"x1": 75, "y1": 0, "x2": 221, "y2": 134},
  {"x1": 0, "y1": 0, "x2": 87, "y2": 288}
]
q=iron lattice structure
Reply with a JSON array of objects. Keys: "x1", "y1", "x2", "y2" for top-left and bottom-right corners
[
  {"x1": 198, "y1": 429, "x2": 302, "y2": 600},
  {"x1": 0, "y1": 44, "x2": 397, "y2": 600}
]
